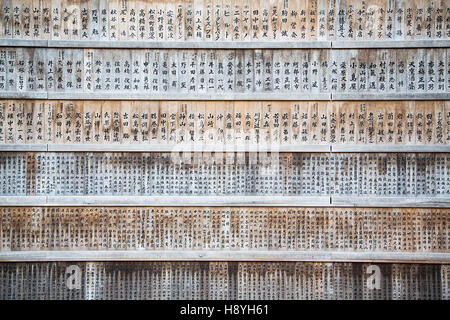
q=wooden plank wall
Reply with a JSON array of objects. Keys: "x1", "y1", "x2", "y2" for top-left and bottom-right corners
[
  {"x1": 0, "y1": 0, "x2": 449, "y2": 300},
  {"x1": 0, "y1": 207, "x2": 448, "y2": 252},
  {"x1": 0, "y1": 48, "x2": 448, "y2": 99},
  {"x1": 0, "y1": 0, "x2": 448, "y2": 42},
  {"x1": 0, "y1": 100, "x2": 448, "y2": 147},
  {"x1": 0, "y1": 262, "x2": 448, "y2": 300},
  {"x1": 0, "y1": 152, "x2": 449, "y2": 197}
]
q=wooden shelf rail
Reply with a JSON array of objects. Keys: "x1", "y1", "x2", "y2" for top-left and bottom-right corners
[
  {"x1": 1, "y1": 92, "x2": 449, "y2": 101},
  {"x1": 1, "y1": 39, "x2": 449, "y2": 49},
  {"x1": 0, "y1": 250, "x2": 448, "y2": 264},
  {"x1": 1, "y1": 144, "x2": 449, "y2": 153},
  {"x1": 0, "y1": 196, "x2": 449, "y2": 208}
]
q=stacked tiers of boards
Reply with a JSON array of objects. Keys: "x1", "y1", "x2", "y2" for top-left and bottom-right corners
[{"x1": 0, "y1": 0, "x2": 449, "y2": 300}]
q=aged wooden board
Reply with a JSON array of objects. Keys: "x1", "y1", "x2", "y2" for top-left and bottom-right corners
[
  {"x1": 0, "y1": 0, "x2": 448, "y2": 302},
  {"x1": 0, "y1": 262, "x2": 447, "y2": 300},
  {"x1": 0, "y1": 195, "x2": 334, "y2": 207},
  {"x1": 0, "y1": 152, "x2": 448, "y2": 197},
  {"x1": 0, "y1": 251, "x2": 448, "y2": 264},
  {"x1": 0, "y1": 100, "x2": 448, "y2": 146},
  {"x1": 0, "y1": 206, "x2": 448, "y2": 252},
  {"x1": 0, "y1": 0, "x2": 448, "y2": 42},
  {"x1": 0, "y1": 48, "x2": 448, "y2": 96},
  {"x1": 2, "y1": 195, "x2": 449, "y2": 208}
]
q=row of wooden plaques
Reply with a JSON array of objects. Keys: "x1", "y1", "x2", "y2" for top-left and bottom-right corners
[
  {"x1": 2, "y1": 152, "x2": 448, "y2": 196},
  {"x1": 0, "y1": 0, "x2": 449, "y2": 41},
  {"x1": 1, "y1": 48, "x2": 450, "y2": 94},
  {"x1": 0, "y1": 206, "x2": 447, "y2": 251},
  {"x1": 0, "y1": 100, "x2": 449, "y2": 145},
  {"x1": 0, "y1": 262, "x2": 448, "y2": 300}
]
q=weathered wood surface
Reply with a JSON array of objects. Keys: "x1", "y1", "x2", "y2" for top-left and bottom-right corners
[
  {"x1": 331, "y1": 196, "x2": 450, "y2": 208},
  {"x1": 2, "y1": 195, "x2": 450, "y2": 208},
  {"x1": 0, "y1": 0, "x2": 448, "y2": 42},
  {"x1": 0, "y1": 152, "x2": 448, "y2": 197},
  {"x1": 2, "y1": 144, "x2": 450, "y2": 153},
  {"x1": 0, "y1": 39, "x2": 337, "y2": 49},
  {"x1": 3, "y1": 39, "x2": 450, "y2": 48},
  {"x1": 0, "y1": 206, "x2": 448, "y2": 252},
  {"x1": 0, "y1": 100, "x2": 449, "y2": 146},
  {"x1": 0, "y1": 48, "x2": 449, "y2": 96},
  {"x1": 0, "y1": 195, "x2": 334, "y2": 207},
  {"x1": 0, "y1": 251, "x2": 448, "y2": 264},
  {"x1": 0, "y1": 262, "x2": 447, "y2": 300}
]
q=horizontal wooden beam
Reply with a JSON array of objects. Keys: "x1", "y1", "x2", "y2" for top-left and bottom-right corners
[
  {"x1": 0, "y1": 196, "x2": 332, "y2": 207},
  {"x1": 49, "y1": 40, "x2": 335, "y2": 49},
  {"x1": 46, "y1": 92, "x2": 333, "y2": 101},
  {"x1": 0, "y1": 39, "x2": 48, "y2": 47},
  {"x1": 0, "y1": 144, "x2": 48, "y2": 151},
  {"x1": 46, "y1": 144, "x2": 331, "y2": 152},
  {"x1": 331, "y1": 145, "x2": 450, "y2": 153},
  {"x1": 1, "y1": 39, "x2": 448, "y2": 49},
  {"x1": 331, "y1": 93, "x2": 450, "y2": 100},
  {"x1": 0, "y1": 39, "x2": 332, "y2": 48},
  {"x1": 2, "y1": 144, "x2": 449, "y2": 153},
  {"x1": 0, "y1": 92, "x2": 47, "y2": 99},
  {"x1": 331, "y1": 196, "x2": 450, "y2": 208},
  {"x1": 2, "y1": 91, "x2": 448, "y2": 101},
  {"x1": 0, "y1": 250, "x2": 447, "y2": 264},
  {"x1": 331, "y1": 40, "x2": 450, "y2": 48},
  {"x1": 0, "y1": 196, "x2": 47, "y2": 206},
  {"x1": 0, "y1": 144, "x2": 332, "y2": 152},
  {"x1": 1, "y1": 196, "x2": 449, "y2": 208}
]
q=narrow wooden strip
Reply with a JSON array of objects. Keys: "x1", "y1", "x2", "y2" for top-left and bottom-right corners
[
  {"x1": 0, "y1": 196, "x2": 46, "y2": 206},
  {"x1": 1, "y1": 39, "x2": 448, "y2": 49},
  {"x1": 0, "y1": 144, "x2": 47, "y2": 151},
  {"x1": 5, "y1": 143, "x2": 449, "y2": 153},
  {"x1": 46, "y1": 93, "x2": 332, "y2": 101},
  {"x1": 0, "y1": 250, "x2": 447, "y2": 263},
  {"x1": 0, "y1": 92, "x2": 48, "y2": 99},
  {"x1": 1, "y1": 196, "x2": 449, "y2": 208},
  {"x1": 0, "y1": 196, "x2": 331, "y2": 207},
  {"x1": 332, "y1": 40, "x2": 450, "y2": 49},
  {"x1": 0, "y1": 39, "x2": 48, "y2": 47},
  {"x1": 2, "y1": 92, "x2": 447, "y2": 101},
  {"x1": 47, "y1": 40, "x2": 333, "y2": 49},
  {"x1": 332, "y1": 93, "x2": 450, "y2": 100},
  {"x1": 331, "y1": 145, "x2": 450, "y2": 153},
  {"x1": 46, "y1": 144, "x2": 331, "y2": 152},
  {"x1": 331, "y1": 196, "x2": 450, "y2": 208}
]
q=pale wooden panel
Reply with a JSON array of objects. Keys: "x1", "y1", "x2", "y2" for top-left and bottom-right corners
[
  {"x1": 0, "y1": 250, "x2": 448, "y2": 263},
  {"x1": 0, "y1": 206, "x2": 447, "y2": 252},
  {"x1": 0, "y1": 152, "x2": 448, "y2": 197},
  {"x1": 1, "y1": 0, "x2": 448, "y2": 42},
  {"x1": 0, "y1": 100, "x2": 448, "y2": 147},
  {"x1": 0, "y1": 48, "x2": 449, "y2": 96},
  {"x1": 0, "y1": 262, "x2": 446, "y2": 300}
]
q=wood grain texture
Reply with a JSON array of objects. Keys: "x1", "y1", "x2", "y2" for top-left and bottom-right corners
[
  {"x1": 0, "y1": 0, "x2": 448, "y2": 301},
  {"x1": 0, "y1": 0, "x2": 448, "y2": 42},
  {"x1": 0, "y1": 152, "x2": 448, "y2": 197},
  {"x1": 0, "y1": 100, "x2": 447, "y2": 146},
  {"x1": 0, "y1": 206, "x2": 447, "y2": 251},
  {"x1": 0, "y1": 48, "x2": 448, "y2": 96},
  {"x1": 0, "y1": 250, "x2": 448, "y2": 263},
  {"x1": 0, "y1": 262, "x2": 447, "y2": 300}
]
